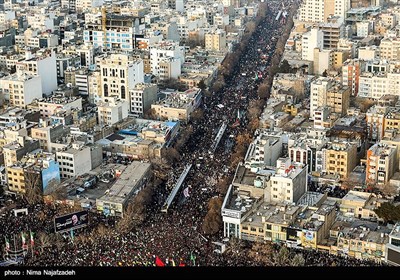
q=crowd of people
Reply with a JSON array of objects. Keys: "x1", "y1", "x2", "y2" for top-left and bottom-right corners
[{"x1": 1, "y1": 0, "x2": 386, "y2": 267}]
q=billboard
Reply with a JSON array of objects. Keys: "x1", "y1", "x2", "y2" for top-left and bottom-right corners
[
  {"x1": 54, "y1": 210, "x2": 89, "y2": 233},
  {"x1": 42, "y1": 160, "x2": 61, "y2": 192},
  {"x1": 304, "y1": 230, "x2": 314, "y2": 241}
]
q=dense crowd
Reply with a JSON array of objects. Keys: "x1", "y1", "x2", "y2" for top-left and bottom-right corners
[{"x1": 0, "y1": 0, "x2": 386, "y2": 267}]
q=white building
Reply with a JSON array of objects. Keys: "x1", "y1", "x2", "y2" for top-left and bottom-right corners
[
  {"x1": 358, "y1": 46, "x2": 379, "y2": 60},
  {"x1": 56, "y1": 143, "x2": 92, "y2": 179},
  {"x1": 310, "y1": 77, "x2": 331, "y2": 119},
  {"x1": 301, "y1": 28, "x2": 324, "y2": 61},
  {"x1": 298, "y1": 0, "x2": 350, "y2": 22},
  {"x1": 129, "y1": 83, "x2": 158, "y2": 117},
  {"x1": 0, "y1": 73, "x2": 42, "y2": 108},
  {"x1": 267, "y1": 158, "x2": 308, "y2": 204},
  {"x1": 366, "y1": 143, "x2": 397, "y2": 185},
  {"x1": 358, "y1": 71, "x2": 400, "y2": 99},
  {"x1": 244, "y1": 131, "x2": 283, "y2": 168},
  {"x1": 356, "y1": 21, "x2": 372, "y2": 38},
  {"x1": 380, "y1": 37, "x2": 400, "y2": 61},
  {"x1": 97, "y1": 97, "x2": 129, "y2": 126},
  {"x1": 15, "y1": 50, "x2": 57, "y2": 96},
  {"x1": 150, "y1": 41, "x2": 185, "y2": 78},
  {"x1": 38, "y1": 95, "x2": 82, "y2": 118},
  {"x1": 158, "y1": 57, "x2": 181, "y2": 80}
]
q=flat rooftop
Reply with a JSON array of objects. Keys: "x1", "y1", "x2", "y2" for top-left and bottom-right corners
[{"x1": 97, "y1": 161, "x2": 151, "y2": 205}]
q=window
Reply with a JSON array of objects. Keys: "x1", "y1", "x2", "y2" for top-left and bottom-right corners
[
  {"x1": 273, "y1": 195, "x2": 277, "y2": 198},
  {"x1": 250, "y1": 227, "x2": 257, "y2": 232},
  {"x1": 266, "y1": 224, "x2": 272, "y2": 230},
  {"x1": 287, "y1": 190, "x2": 291, "y2": 193}
]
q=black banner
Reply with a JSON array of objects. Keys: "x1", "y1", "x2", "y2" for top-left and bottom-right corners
[
  {"x1": 54, "y1": 210, "x2": 89, "y2": 233},
  {"x1": 286, "y1": 227, "x2": 298, "y2": 241}
]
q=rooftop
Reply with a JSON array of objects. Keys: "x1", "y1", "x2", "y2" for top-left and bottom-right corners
[{"x1": 97, "y1": 161, "x2": 151, "y2": 205}]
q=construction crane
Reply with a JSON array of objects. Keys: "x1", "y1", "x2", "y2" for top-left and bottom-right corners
[{"x1": 102, "y1": 6, "x2": 107, "y2": 51}]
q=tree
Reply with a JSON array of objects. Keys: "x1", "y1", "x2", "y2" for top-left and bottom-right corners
[
  {"x1": 375, "y1": 202, "x2": 400, "y2": 223},
  {"x1": 117, "y1": 185, "x2": 154, "y2": 233},
  {"x1": 245, "y1": 21, "x2": 256, "y2": 34},
  {"x1": 144, "y1": 108, "x2": 158, "y2": 120},
  {"x1": 248, "y1": 118, "x2": 260, "y2": 132},
  {"x1": 198, "y1": 79, "x2": 207, "y2": 91},
  {"x1": 164, "y1": 147, "x2": 180, "y2": 164},
  {"x1": 249, "y1": 242, "x2": 275, "y2": 265},
  {"x1": 211, "y1": 77, "x2": 225, "y2": 93},
  {"x1": 381, "y1": 182, "x2": 398, "y2": 197},
  {"x1": 191, "y1": 108, "x2": 204, "y2": 122},
  {"x1": 278, "y1": 60, "x2": 293, "y2": 73},
  {"x1": 202, "y1": 197, "x2": 223, "y2": 235},
  {"x1": 236, "y1": 133, "x2": 252, "y2": 148},
  {"x1": 216, "y1": 176, "x2": 230, "y2": 195},
  {"x1": 291, "y1": 253, "x2": 306, "y2": 266},
  {"x1": 24, "y1": 171, "x2": 43, "y2": 205},
  {"x1": 273, "y1": 245, "x2": 290, "y2": 266},
  {"x1": 257, "y1": 82, "x2": 270, "y2": 100},
  {"x1": 37, "y1": 232, "x2": 52, "y2": 253},
  {"x1": 247, "y1": 102, "x2": 262, "y2": 120}
]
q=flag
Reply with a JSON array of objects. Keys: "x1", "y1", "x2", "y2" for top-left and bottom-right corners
[
  {"x1": 70, "y1": 228, "x2": 74, "y2": 243},
  {"x1": 155, "y1": 256, "x2": 165, "y2": 267},
  {"x1": 21, "y1": 232, "x2": 27, "y2": 249},
  {"x1": 30, "y1": 231, "x2": 34, "y2": 246},
  {"x1": 190, "y1": 252, "x2": 196, "y2": 266},
  {"x1": 183, "y1": 187, "x2": 190, "y2": 198},
  {"x1": 5, "y1": 237, "x2": 10, "y2": 251}
]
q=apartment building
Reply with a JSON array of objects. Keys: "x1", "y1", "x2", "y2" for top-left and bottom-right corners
[
  {"x1": 268, "y1": 158, "x2": 308, "y2": 204},
  {"x1": 37, "y1": 95, "x2": 82, "y2": 119},
  {"x1": 0, "y1": 73, "x2": 42, "y2": 108},
  {"x1": 15, "y1": 50, "x2": 57, "y2": 95},
  {"x1": 310, "y1": 77, "x2": 331, "y2": 119},
  {"x1": 380, "y1": 37, "x2": 400, "y2": 61},
  {"x1": 324, "y1": 141, "x2": 357, "y2": 179},
  {"x1": 84, "y1": 13, "x2": 146, "y2": 51},
  {"x1": 366, "y1": 143, "x2": 397, "y2": 185},
  {"x1": 56, "y1": 143, "x2": 92, "y2": 179},
  {"x1": 301, "y1": 28, "x2": 324, "y2": 61},
  {"x1": 342, "y1": 59, "x2": 362, "y2": 96},
  {"x1": 205, "y1": 29, "x2": 227, "y2": 51},
  {"x1": 99, "y1": 53, "x2": 144, "y2": 102},
  {"x1": 97, "y1": 97, "x2": 129, "y2": 126},
  {"x1": 129, "y1": 83, "x2": 158, "y2": 117},
  {"x1": 151, "y1": 87, "x2": 201, "y2": 122},
  {"x1": 149, "y1": 40, "x2": 185, "y2": 78},
  {"x1": 326, "y1": 83, "x2": 350, "y2": 116}
]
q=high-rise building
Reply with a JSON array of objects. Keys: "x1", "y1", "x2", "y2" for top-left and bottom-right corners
[
  {"x1": 301, "y1": 28, "x2": 324, "y2": 61},
  {"x1": 299, "y1": 0, "x2": 350, "y2": 23},
  {"x1": 99, "y1": 53, "x2": 144, "y2": 102},
  {"x1": 310, "y1": 77, "x2": 331, "y2": 119}
]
